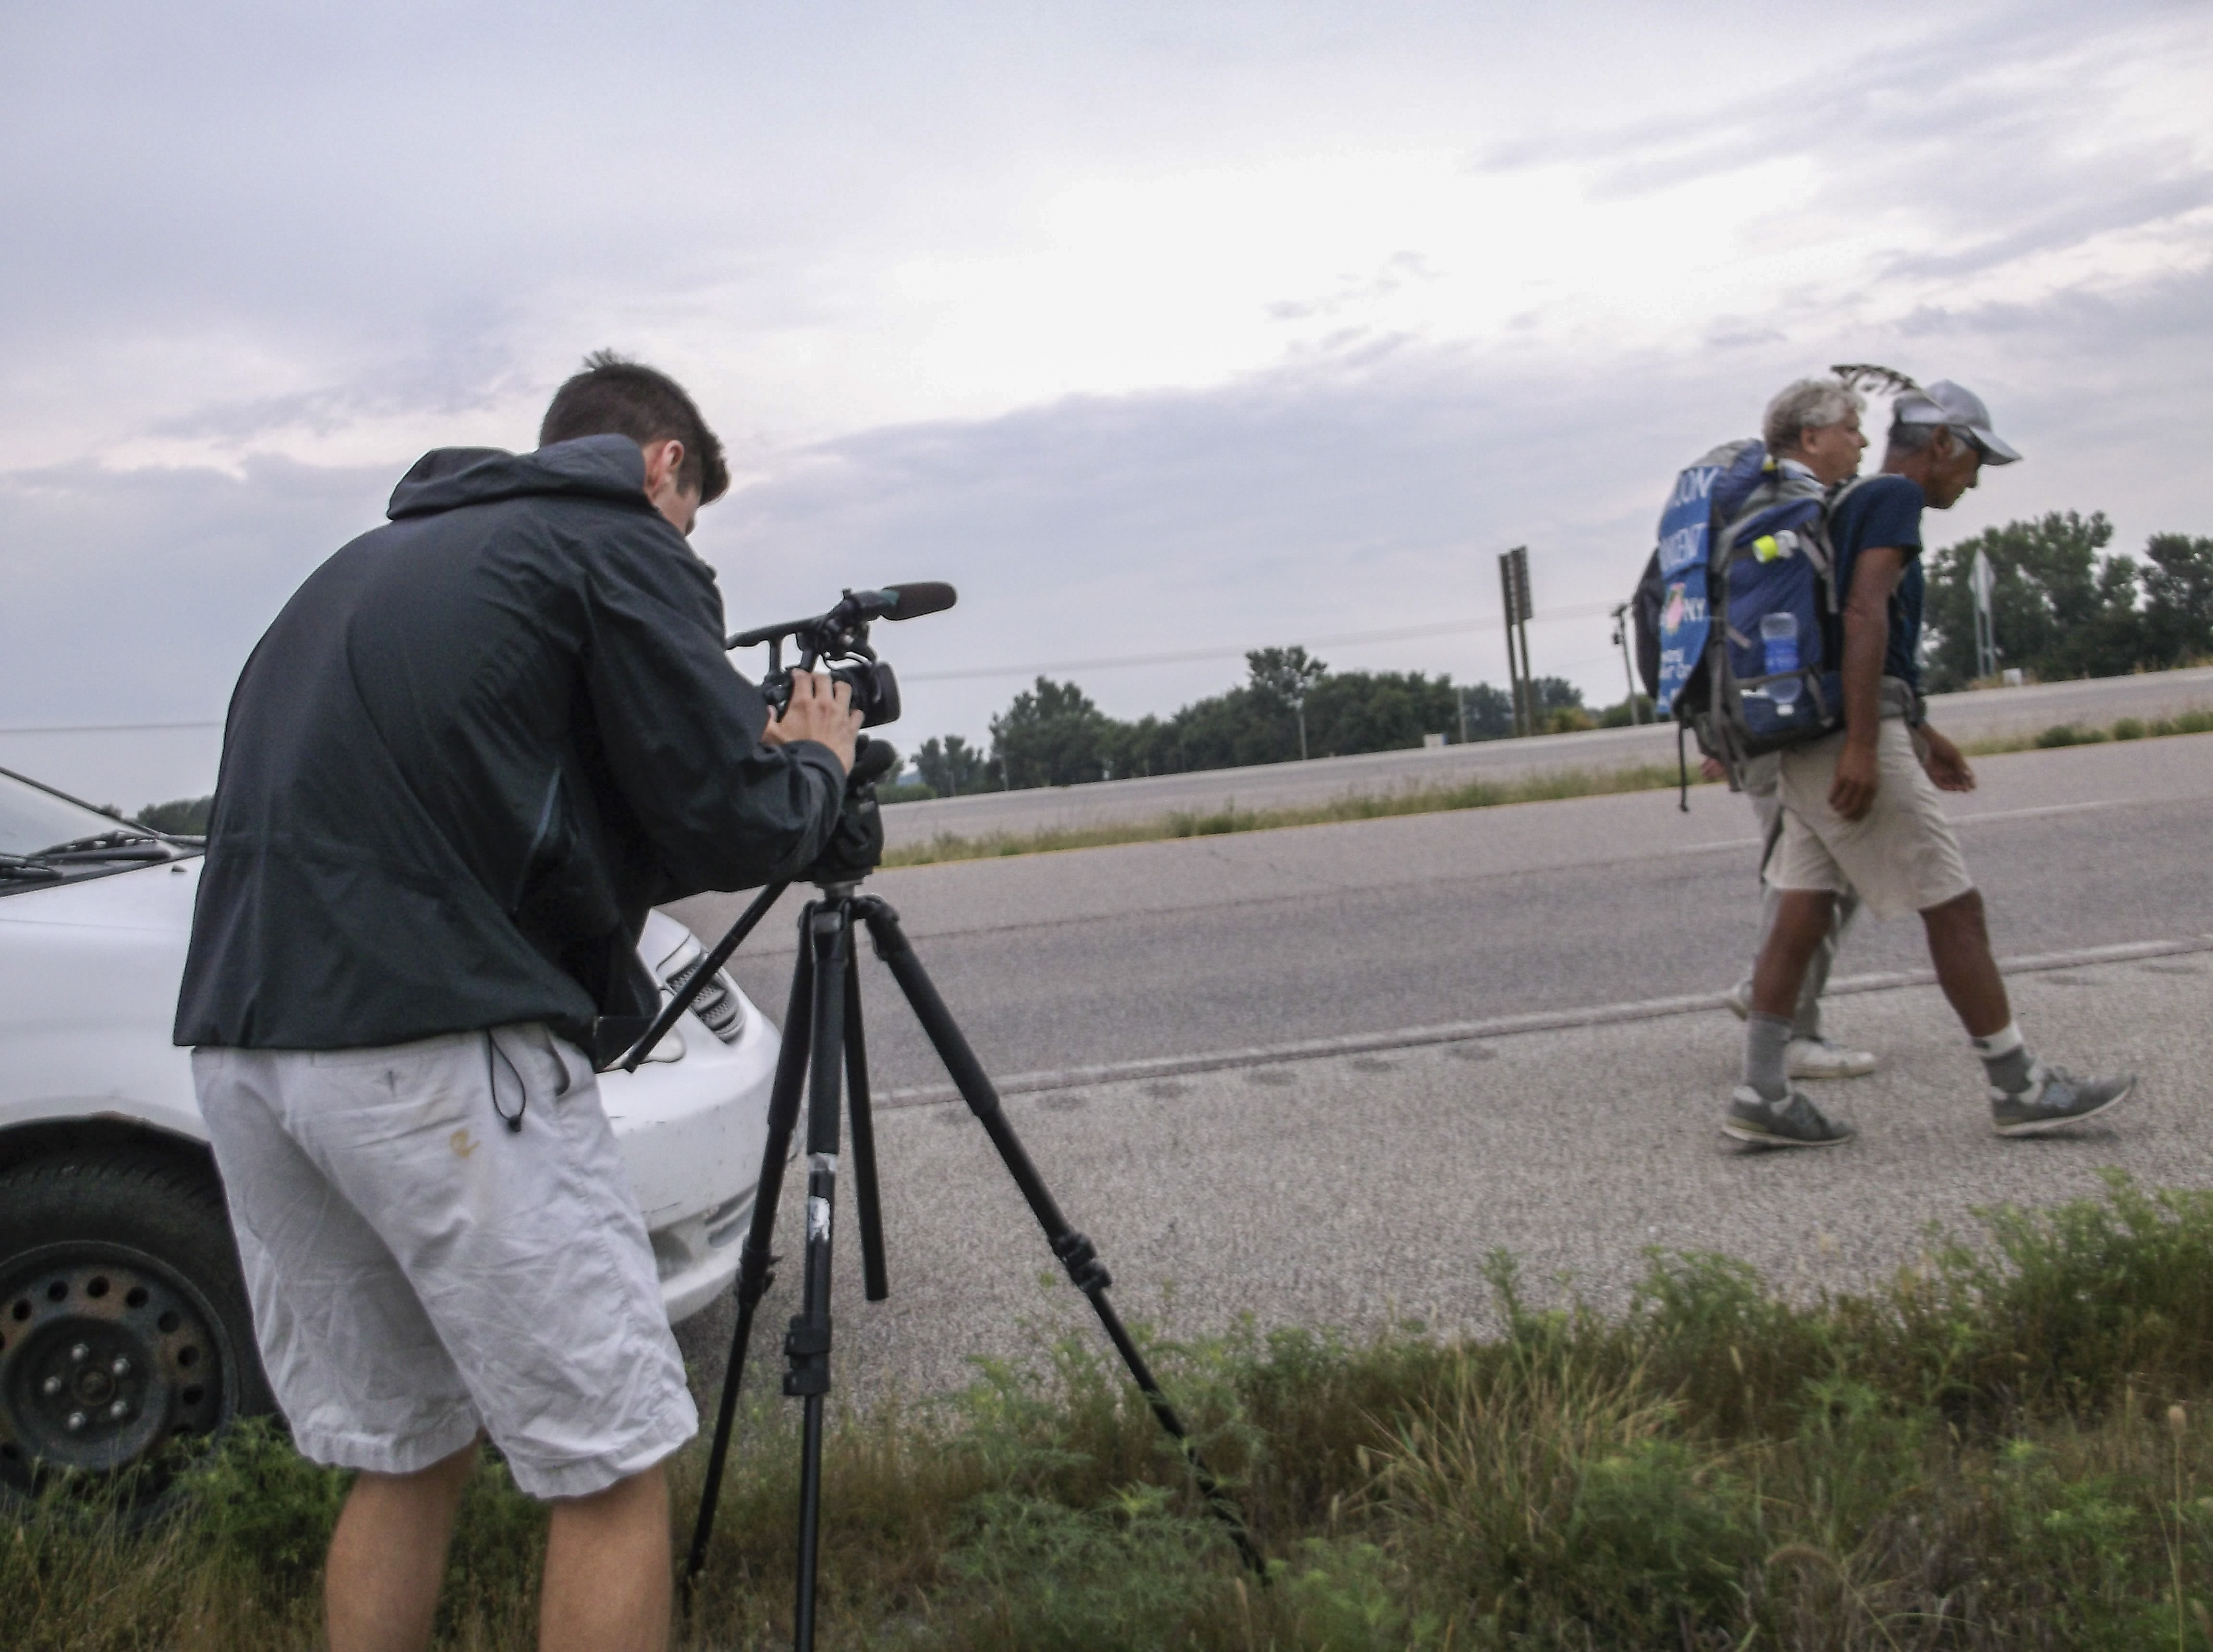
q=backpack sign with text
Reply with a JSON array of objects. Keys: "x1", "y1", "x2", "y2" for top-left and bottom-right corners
[{"x1": 1651, "y1": 446, "x2": 1728, "y2": 717}]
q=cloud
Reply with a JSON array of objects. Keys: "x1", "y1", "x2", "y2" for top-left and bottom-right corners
[
  {"x1": 0, "y1": 457, "x2": 393, "y2": 727},
  {"x1": 1, "y1": 0, "x2": 2208, "y2": 804},
  {"x1": 698, "y1": 257, "x2": 2213, "y2": 749}
]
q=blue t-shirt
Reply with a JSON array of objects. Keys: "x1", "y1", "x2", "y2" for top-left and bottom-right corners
[{"x1": 1826, "y1": 474, "x2": 1926, "y2": 688}]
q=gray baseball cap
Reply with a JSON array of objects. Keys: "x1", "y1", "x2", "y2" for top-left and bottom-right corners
[{"x1": 1893, "y1": 379, "x2": 2021, "y2": 464}]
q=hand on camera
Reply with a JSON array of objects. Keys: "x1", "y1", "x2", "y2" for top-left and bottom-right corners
[{"x1": 765, "y1": 671, "x2": 865, "y2": 772}]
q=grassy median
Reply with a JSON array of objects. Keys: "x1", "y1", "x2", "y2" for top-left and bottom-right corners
[
  {"x1": 14, "y1": 1172, "x2": 2213, "y2": 1648},
  {"x1": 880, "y1": 708, "x2": 2213, "y2": 869}
]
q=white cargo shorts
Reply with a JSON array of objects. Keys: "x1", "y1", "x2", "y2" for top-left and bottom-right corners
[{"x1": 193, "y1": 1024, "x2": 697, "y2": 1499}]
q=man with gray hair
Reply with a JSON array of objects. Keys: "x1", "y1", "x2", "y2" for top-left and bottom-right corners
[
  {"x1": 1723, "y1": 378, "x2": 2136, "y2": 1147},
  {"x1": 1718, "y1": 377, "x2": 1877, "y2": 1081}
]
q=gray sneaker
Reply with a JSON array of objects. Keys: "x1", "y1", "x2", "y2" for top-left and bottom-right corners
[
  {"x1": 1722, "y1": 1086, "x2": 1856, "y2": 1149},
  {"x1": 1991, "y1": 1063, "x2": 2137, "y2": 1137}
]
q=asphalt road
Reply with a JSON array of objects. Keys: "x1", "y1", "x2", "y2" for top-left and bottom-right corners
[
  {"x1": 669, "y1": 733, "x2": 2213, "y2": 1401},
  {"x1": 678, "y1": 952, "x2": 2213, "y2": 1401},
  {"x1": 877, "y1": 665, "x2": 2213, "y2": 846},
  {"x1": 669, "y1": 731, "x2": 2213, "y2": 1098}
]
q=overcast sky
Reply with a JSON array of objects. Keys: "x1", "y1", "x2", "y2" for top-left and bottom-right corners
[{"x1": 2, "y1": 0, "x2": 2208, "y2": 805}]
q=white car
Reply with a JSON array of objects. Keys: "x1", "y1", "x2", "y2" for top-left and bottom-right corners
[{"x1": 0, "y1": 765, "x2": 778, "y2": 1496}]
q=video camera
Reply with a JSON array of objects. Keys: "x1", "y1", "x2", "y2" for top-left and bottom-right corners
[
  {"x1": 730, "y1": 582, "x2": 958, "y2": 886},
  {"x1": 729, "y1": 582, "x2": 957, "y2": 731}
]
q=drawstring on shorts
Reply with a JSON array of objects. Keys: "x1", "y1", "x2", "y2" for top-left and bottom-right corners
[{"x1": 485, "y1": 1032, "x2": 527, "y2": 1133}]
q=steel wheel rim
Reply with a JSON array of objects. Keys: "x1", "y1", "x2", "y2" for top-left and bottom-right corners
[{"x1": 0, "y1": 1242, "x2": 230, "y2": 1489}]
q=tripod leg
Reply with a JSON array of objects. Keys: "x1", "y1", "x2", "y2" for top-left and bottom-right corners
[
  {"x1": 844, "y1": 963, "x2": 889, "y2": 1302},
  {"x1": 683, "y1": 902, "x2": 818, "y2": 1604},
  {"x1": 855, "y1": 897, "x2": 1267, "y2": 1578},
  {"x1": 787, "y1": 902, "x2": 852, "y2": 1652}
]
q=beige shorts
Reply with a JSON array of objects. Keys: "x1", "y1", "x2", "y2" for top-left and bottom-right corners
[
  {"x1": 1768, "y1": 719, "x2": 1974, "y2": 921},
  {"x1": 194, "y1": 1024, "x2": 697, "y2": 1499}
]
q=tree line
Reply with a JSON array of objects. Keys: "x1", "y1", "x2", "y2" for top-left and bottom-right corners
[
  {"x1": 901, "y1": 512, "x2": 2213, "y2": 799},
  {"x1": 1921, "y1": 514, "x2": 2213, "y2": 692},
  {"x1": 905, "y1": 647, "x2": 1629, "y2": 796},
  {"x1": 97, "y1": 515, "x2": 2213, "y2": 813}
]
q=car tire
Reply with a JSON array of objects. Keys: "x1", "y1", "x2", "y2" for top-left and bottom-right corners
[{"x1": 0, "y1": 1150, "x2": 274, "y2": 1509}]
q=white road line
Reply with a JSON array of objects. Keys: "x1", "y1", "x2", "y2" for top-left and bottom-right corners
[
  {"x1": 875, "y1": 934, "x2": 2213, "y2": 1108},
  {"x1": 1953, "y1": 800, "x2": 2124, "y2": 825}
]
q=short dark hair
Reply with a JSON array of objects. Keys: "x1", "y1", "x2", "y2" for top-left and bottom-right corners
[{"x1": 539, "y1": 351, "x2": 730, "y2": 503}]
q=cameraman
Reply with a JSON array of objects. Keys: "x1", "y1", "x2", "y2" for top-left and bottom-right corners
[{"x1": 174, "y1": 354, "x2": 861, "y2": 1652}]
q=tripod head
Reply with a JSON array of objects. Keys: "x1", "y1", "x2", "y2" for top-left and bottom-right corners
[
  {"x1": 803, "y1": 736, "x2": 898, "y2": 888},
  {"x1": 730, "y1": 582, "x2": 957, "y2": 730}
]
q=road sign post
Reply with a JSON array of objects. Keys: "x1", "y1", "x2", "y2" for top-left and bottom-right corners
[
  {"x1": 1970, "y1": 548, "x2": 1997, "y2": 682},
  {"x1": 1498, "y1": 546, "x2": 1535, "y2": 736}
]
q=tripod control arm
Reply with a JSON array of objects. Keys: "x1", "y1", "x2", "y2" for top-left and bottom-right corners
[{"x1": 1051, "y1": 1232, "x2": 1112, "y2": 1294}]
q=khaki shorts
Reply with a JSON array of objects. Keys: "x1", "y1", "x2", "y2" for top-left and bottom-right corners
[
  {"x1": 1768, "y1": 718, "x2": 1974, "y2": 921},
  {"x1": 194, "y1": 1024, "x2": 697, "y2": 1499}
]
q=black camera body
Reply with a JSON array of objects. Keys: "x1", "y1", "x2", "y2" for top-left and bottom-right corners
[
  {"x1": 730, "y1": 583, "x2": 955, "y2": 732},
  {"x1": 764, "y1": 657, "x2": 902, "y2": 729}
]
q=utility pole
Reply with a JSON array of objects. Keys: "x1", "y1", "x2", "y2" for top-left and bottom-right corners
[
  {"x1": 1609, "y1": 601, "x2": 1642, "y2": 724},
  {"x1": 1498, "y1": 545, "x2": 1535, "y2": 737}
]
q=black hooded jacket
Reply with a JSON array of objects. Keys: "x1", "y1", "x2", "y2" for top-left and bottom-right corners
[{"x1": 174, "y1": 435, "x2": 846, "y2": 1052}]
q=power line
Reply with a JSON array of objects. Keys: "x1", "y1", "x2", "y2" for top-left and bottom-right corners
[
  {"x1": 7, "y1": 603, "x2": 1625, "y2": 730},
  {"x1": 900, "y1": 601, "x2": 1619, "y2": 683}
]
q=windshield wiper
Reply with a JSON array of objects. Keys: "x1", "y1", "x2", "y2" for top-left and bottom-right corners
[
  {"x1": 24, "y1": 830, "x2": 178, "y2": 863},
  {"x1": 0, "y1": 854, "x2": 65, "y2": 882}
]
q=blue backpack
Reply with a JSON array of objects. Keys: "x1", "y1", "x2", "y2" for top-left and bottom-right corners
[{"x1": 1642, "y1": 438, "x2": 1864, "y2": 786}]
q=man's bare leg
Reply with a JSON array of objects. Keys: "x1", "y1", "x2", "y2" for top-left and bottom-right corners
[
  {"x1": 1750, "y1": 889, "x2": 1837, "y2": 1019},
  {"x1": 327, "y1": 1439, "x2": 479, "y2": 1652},
  {"x1": 1920, "y1": 888, "x2": 2009, "y2": 1038},
  {"x1": 540, "y1": 1461, "x2": 672, "y2": 1652}
]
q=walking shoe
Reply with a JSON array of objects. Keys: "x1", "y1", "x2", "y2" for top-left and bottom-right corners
[
  {"x1": 1722, "y1": 1086, "x2": 1856, "y2": 1149},
  {"x1": 1787, "y1": 1036, "x2": 1877, "y2": 1081},
  {"x1": 1991, "y1": 1064, "x2": 2137, "y2": 1137},
  {"x1": 1724, "y1": 980, "x2": 1753, "y2": 1020}
]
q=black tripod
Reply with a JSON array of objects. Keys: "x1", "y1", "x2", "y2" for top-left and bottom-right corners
[{"x1": 632, "y1": 865, "x2": 1264, "y2": 1647}]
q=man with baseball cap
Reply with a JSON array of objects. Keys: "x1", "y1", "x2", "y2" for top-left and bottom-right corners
[{"x1": 1723, "y1": 377, "x2": 2136, "y2": 1147}]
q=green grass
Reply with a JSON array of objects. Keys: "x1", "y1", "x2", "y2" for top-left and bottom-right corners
[
  {"x1": 882, "y1": 762, "x2": 1697, "y2": 867},
  {"x1": 882, "y1": 707, "x2": 2213, "y2": 869},
  {"x1": 15, "y1": 1174, "x2": 2213, "y2": 1648}
]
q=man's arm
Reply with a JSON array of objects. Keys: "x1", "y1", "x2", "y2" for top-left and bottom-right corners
[
  {"x1": 582, "y1": 530, "x2": 857, "y2": 893},
  {"x1": 1829, "y1": 544, "x2": 1904, "y2": 821}
]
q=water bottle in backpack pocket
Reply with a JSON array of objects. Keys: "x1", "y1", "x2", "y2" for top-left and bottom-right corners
[{"x1": 1720, "y1": 517, "x2": 1840, "y2": 749}]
